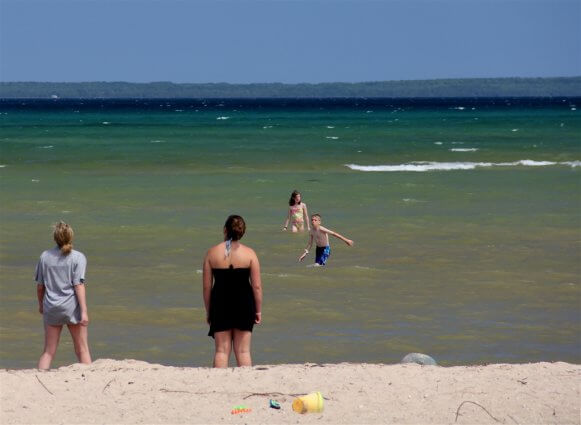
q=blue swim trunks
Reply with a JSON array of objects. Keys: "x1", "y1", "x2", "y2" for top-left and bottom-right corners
[{"x1": 315, "y1": 246, "x2": 331, "y2": 265}]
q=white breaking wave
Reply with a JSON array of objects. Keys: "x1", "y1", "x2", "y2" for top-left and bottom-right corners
[
  {"x1": 0, "y1": 165, "x2": 6, "y2": 168},
  {"x1": 39, "y1": 145, "x2": 54, "y2": 149},
  {"x1": 450, "y1": 148, "x2": 478, "y2": 152},
  {"x1": 346, "y1": 160, "x2": 581, "y2": 172},
  {"x1": 216, "y1": 116, "x2": 230, "y2": 120},
  {"x1": 326, "y1": 136, "x2": 339, "y2": 140},
  {"x1": 150, "y1": 140, "x2": 165, "y2": 143}
]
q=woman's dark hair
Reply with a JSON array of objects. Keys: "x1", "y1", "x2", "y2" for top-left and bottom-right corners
[
  {"x1": 224, "y1": 215, "x2": 246, "y2": 241},
  {"x1": 289, "y1": 190, "x2": 301, "y2": 206}
]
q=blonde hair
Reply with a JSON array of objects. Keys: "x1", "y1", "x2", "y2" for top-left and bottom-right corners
[{"x1": 53, "y1": 221, "x2": 74, "y2": 255}]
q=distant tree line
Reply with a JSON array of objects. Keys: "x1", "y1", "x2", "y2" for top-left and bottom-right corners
[{"x1": 0, "y1": 77, "x2": 580, "y2": 98}]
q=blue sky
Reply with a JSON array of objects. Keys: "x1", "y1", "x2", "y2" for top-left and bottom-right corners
[{"x1": 0, "y1": 0, "x2": 579, "y2": 83}]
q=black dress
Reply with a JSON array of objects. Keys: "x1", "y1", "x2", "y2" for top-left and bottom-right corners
[{"x1": 208, "y1": 267, "x2": 256, "y2": 338}]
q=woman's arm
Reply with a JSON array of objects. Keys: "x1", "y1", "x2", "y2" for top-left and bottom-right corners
[
  {"x1": 250, "y1": 253, "x2": 263, "y2": 324},
  {"x1": 202, "y1": 253, "x2": 213, "y2": 324},
  {"x1": 36, "y1": 284, "x2": 45, "y2": 314},
  {"x1": 74, "y1": 284, "x2": 89, "y2": 326},
  {"x1": 303, "y1": 203, "x2": 310, "y2": 231}
]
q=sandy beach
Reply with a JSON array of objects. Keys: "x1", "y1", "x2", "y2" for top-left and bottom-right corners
[{"x1": 0, "y1": 359, "x2": 579, "y2": 424}]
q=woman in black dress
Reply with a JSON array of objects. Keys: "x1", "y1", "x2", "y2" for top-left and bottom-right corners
[{"x1": 202, "y1": 215, "x2": 263, "y2": 367}]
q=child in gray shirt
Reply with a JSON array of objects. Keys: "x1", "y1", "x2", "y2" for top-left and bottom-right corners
[{"x1": 35, "y1": 222, "x2": 92, "y2": 369}]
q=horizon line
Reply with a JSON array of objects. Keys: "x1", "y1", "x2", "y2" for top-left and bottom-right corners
[{"x1": 2, "y1": 76, "x2": 580, "y2": 85}]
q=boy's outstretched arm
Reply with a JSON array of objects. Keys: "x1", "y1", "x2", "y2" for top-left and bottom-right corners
[
  {"x1": 298, "y1": 233, "x2": 314, "y2": 262},
  {"x1": 325, "y1": 227, "x2": 354, "y2": 246}
]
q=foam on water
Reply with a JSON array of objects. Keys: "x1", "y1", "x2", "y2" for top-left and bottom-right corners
[
  {"x1": 450, "y1": 148, "x2": 478, "y2": 152},
  {"x1": 216, "y1": 116, "x2": 230, "y2": 120},
  {"x1": 150, "y1": 140, "x2": 165, "y2": 143},
  {"x1": 326, "y1": 136, "x2": 339, "y2": 140},
  {"x1": 346, "y1": 160, "x2": 580, "y2": 172},
  {"x1": 39, "y1": 145, "x2": 53, "y2": 149},
  {"x1": 0, "y1": 165, "x2": 6, "y2": 168}
]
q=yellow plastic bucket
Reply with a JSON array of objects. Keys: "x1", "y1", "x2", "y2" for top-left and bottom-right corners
[{"x1": 292, "y1": 391, "x2": 324, "y2": 414}]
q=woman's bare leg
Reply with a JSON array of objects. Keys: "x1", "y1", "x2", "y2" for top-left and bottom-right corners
[
  {"x1": 68, "y1": 323, "x2": 92, "y2": 364},
  {"x1": 213, "y1": 330, "x2": 232, "y2": 368},
  {"x1": 38, "y1": 324, "x2": 63, "y2": 370},
  {"x1": 232, "y1": 329, "x2": 252, "y2": 367}
]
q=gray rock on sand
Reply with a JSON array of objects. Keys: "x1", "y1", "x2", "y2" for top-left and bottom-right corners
[{"x1": 401, "y1": 353, "x2": 437, "y2": 366}]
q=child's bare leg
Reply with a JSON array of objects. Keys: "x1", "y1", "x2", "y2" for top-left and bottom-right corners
[
  {"x1": 68, "y1": 323, "x2": 92, "y2": 364},
  {"x1": 232, "y1": 329, "x2": 252, "y2": 367},
  {"x1": 38, "y1": 324, "x2": 63, "y2": 370},
  {"x1": 213, "y1": 330, "x2": 232, "y2": 368}
]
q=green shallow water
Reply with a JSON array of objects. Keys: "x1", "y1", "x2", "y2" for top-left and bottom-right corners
[{"x1": 0, "y1": 99, "x2": 580, "y2": 368}]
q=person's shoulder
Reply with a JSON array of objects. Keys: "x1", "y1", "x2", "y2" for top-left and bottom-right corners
[
  {"x1": 205, "y1": 242, "x2": 224, "y2": 257},
  {"x1": 40, "y1": 247, "x2": 58, "y2": 259},
  {"x1": 70, "y1": 250, "x2": 87, "y2": 261},
  {"x1": 239, "y1": 243, "x2": 258, "y2": 259}
]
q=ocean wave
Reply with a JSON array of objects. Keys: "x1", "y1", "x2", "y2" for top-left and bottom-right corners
[
  {"x1": 346, "y1": 160, "x2": 580, "y2": 172},
  {"x1": 216, "y1": 116, "x2": 230, "y2": 120},
  {"x1": 450, "y1": 148, "x2": 478, "y2": 152}
]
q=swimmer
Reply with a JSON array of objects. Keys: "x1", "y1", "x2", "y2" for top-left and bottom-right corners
[
  {"x1": 298, "y1": 214, "x2": 353, "y2": 265},
  {"x1": 283, "y1": 190, "x2": 309, "y2": 232}
]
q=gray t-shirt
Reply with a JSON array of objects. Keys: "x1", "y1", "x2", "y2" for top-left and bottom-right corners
[{"x1": 35, "y1": 247, "x2": 87, "y2": 325}]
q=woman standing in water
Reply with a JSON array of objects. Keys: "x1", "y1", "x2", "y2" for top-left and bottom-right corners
[
  {"x1": 203, "y1": 215, "x2": 263, "y2": 367},
  {"x1": 283, "y1": 190, "x2": 310, "y2": 232},
  {"x1": 36, "y1": 222, "x2": 92, "y2": 369}
]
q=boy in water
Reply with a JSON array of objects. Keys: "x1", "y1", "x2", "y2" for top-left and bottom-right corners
[{"x1": 298, "y1": 214, "x2": 354, "y2": 265}]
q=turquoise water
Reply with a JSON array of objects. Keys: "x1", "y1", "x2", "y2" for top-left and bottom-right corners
[{"x1": 0, "y1": 98, "x2": 579, "y2": 368}]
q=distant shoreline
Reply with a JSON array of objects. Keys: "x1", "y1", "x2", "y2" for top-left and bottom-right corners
[{"x1": 1, "y1": 77, "x2": 580, "y2": 99}]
